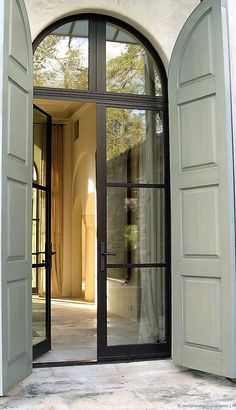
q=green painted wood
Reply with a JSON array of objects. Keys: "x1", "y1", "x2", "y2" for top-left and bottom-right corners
[
  {"x1": 169, "y1": 0, "x2": 236, "y2": 377},
  {"x1": 0, "y1": 0, "x2": 33, "y2": 394}
]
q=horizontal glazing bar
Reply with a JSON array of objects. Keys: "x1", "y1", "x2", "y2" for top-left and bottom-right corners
[
  {"x1": 32, "y1": 263, "x2": 46, "y2": 268},
  {"x1": 34, "y1": 88, "x2": 168, "y2": 110},
  {"x1": 33, "y1": 183, "x2": 48, "y2": 191},
  {"x1": 106, "y1": 263, "x2": 166, "y2": 268},
  {"x1": 106, "y1": 183, "x2": 166, "y2": 189}
]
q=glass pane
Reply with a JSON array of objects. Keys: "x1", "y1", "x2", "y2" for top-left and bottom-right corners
[
  {"x1": 32, "y1": 267, "x2": 37, "y2": 292},
  {"x1": 107, "y1": 188, "x2": 165, "y2": 264},
  {"x1": 33, "y1": 109, "x2": 47, "y2": 186},
  {"x1": 33, "y1": 20, "x2": 89, "y2": 90},
  {"x1": 32, "y1": 189, "x2": 46, "y2": 265},
  {"x1": 106, "y1": 23, "x2": 162, "y2": 96},
  {"x1": 32, "y1": 187, "x2": 38, "y2": 265},
  {"x1": 32, "y1": 268, "x2": 47, "y2": 345},
  {"x1": 106, "y1": 108, "x2": 164, "y2": 184},
  {"x1": 38, "y1": 190, "x2": 46, "y2": 264},
  {"x1": 107, "y1": 268, "x2": 166, "y2": 345}
]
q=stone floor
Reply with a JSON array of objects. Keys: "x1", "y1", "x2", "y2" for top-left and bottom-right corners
[
  {"x1": 29, "y1": 300, "x2": 236, "y2": 409},
  {"x1": 1, "y1": 360, "x2": 236, "y2": 409},
  {"x1": 34, "y1": 298, "x2": 164, "y2": 364},
  {"x1": 34, "y1": 299, "x2": 97, "y2": 363}
]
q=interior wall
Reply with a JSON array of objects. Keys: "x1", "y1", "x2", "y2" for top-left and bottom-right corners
[
  {"x1": 52, "y1": 104, "x2": 96, "y2": 302},
  {"x1": 70, "y1": 103, "x2": 97, "y2": 301},
  {"x1": 61, "y1": 121, "x2": 72, "y2": 296}
]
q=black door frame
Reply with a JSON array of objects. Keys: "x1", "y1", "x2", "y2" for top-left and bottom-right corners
[
  {"x1": 96, "y1": 103, "x2": 171, "y2": 361},
  {"x1": 33, "y1": 13, "x2": 171, "y2": 363},
  {"x1": 32, "y1": 104, "x2": 52, "y2": 360}
]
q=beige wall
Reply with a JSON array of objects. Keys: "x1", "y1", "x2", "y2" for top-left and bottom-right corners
[
  {"x1": 71, "y1": 104, "x2": 97, "y2": 301},
  {"x1": 25, "y1": 0, "x2": 199, "y2": 68},
  {"x1": 62, "y1": 122, "x2": 72, "y2": 296},
  {"x1": 51, "y1": 104, "x2": 96, "y2": 301},
  {"x1": 48, "y1": 104, "x2": 96, "y2": 301}
]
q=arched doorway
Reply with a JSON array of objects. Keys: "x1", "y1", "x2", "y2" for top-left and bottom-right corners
[{"x1": 32, "y1": 14, "x2": 171, "y2": 363}]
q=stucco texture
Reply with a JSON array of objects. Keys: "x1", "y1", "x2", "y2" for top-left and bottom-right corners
[{"x1": 24, "y1": 0, "x2": 199, "y2": 69}]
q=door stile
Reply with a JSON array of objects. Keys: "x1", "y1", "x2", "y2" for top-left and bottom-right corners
[
  {"x1": 96, "y1": 104, "x2": 107, "y2": 359},
  {"x1": 163, "y1": 108, "x2": 172, "y2": 357},
  {"x1": 32, "y1": 104, "x2": 52, "y2": 359}
]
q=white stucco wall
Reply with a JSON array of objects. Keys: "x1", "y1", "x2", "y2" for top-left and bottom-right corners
[{"x1": 24, "y1": 0, "x2": 199, "y2": 69}]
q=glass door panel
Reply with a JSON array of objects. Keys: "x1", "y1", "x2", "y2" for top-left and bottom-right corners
[
  {"x1": 107, "y1": 187, "x2": 165, "y2": 264},
  {"x1": 107, "y1": 267, "x2": 166, "y2": 346},
  {"x1": 32, "y1": 105, "x2": 52, "y2": 359},
  {"x1": 97, "y1": 105, "x2": 170, "y2": 360},
  {"x1": 32, "y1": 267, "x2": 47, "y2": 346}
]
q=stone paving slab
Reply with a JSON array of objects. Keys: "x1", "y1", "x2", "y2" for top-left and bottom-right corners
[{"x1": 0, "y1": 360, "x2": 236, "y2": 409}]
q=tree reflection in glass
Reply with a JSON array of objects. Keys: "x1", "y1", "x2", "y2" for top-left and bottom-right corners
[
  {"x1": 106, "y1": 108, "x2": 164, "y2": 184},
  {"x1": 106, "y1": 23, "x2": 162, "y2": 96},
  {"x1": 33, "y1": 20, "x2": 89, "y2": 90}
]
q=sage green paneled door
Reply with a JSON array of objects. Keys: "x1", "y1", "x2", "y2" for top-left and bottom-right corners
[
  {"x1": 0, "y1": 0, "x2": 33, "y2": 395},
  {"x1": 169, "y1": 0, "x2": 236, "y2": 377}
]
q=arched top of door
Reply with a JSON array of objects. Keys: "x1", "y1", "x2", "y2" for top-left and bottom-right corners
[{"x1": 33, "y1": 14, "x2": 167, "y2": 100}]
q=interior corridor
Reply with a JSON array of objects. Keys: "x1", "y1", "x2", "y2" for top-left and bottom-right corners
[{"x1": 33, "y1": 99, "x2": 98, "y2": 362}]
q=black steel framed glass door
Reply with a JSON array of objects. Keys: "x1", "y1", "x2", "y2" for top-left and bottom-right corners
[
  {"x1": 97, "y1": 104, "x2": 171, "y2": 360},
  {"x1": 32, "y1": 13, "x2": 171, "y2": 362},
  {"x1": 32, "y1": 105, "x2": 52, "y2": 359}
]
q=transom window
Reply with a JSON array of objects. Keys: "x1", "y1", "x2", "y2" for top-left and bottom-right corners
[{"x1": 33, "y1": 16, "x2": 164, "y2": 96}]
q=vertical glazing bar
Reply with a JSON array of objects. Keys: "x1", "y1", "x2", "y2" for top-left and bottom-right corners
[
  {"x1": 96, "y1": 104, "x2": 107, "y2": 358},
  {"x1": 89, "y1": 19, "x2": 97, "y2": 92},
  {"x1": 96, "y1": 20, "x2": 106, "y2": 93}
]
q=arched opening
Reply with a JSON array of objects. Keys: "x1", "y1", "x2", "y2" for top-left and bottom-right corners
[{"x1": 32, "y1": 14, "x2": 170, "y2": 363}]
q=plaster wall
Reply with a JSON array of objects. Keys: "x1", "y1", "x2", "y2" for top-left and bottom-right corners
[
  {"x1": 53, "y1": 104, "x2": 96, "y2": 300},
  {"x1": 24, "y1": 0, "x2": 199, "y2": 68},
  {"x1": 62, "y1": 122, "x2": 72, "y2": 296},
  {"x1": 71, "y1": 104, "x2": 97, "y2": 302}
]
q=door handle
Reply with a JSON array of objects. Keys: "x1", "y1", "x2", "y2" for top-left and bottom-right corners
[
  {"x1": 44, "y1": 243, "x2": 56, "y2": 269},
  {"x1": 100, "y1": 242, "x2": 116, "y2": 271},
  {"x1": 102, "y1": 251, "x2": 116, "y2": 256}
]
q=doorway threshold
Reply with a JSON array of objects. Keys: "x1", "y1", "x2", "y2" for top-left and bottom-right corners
[
  {"x1": 33, "y1": 356, "x2": 171, "y2": 369},
  {"x1": 33, "y1": 359, "x2": 97, "y2": 368}
]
